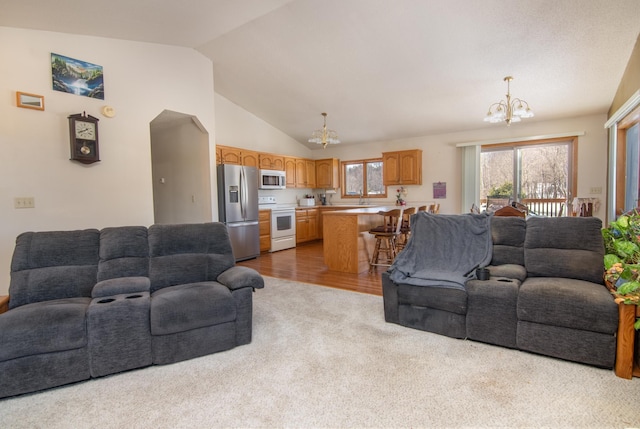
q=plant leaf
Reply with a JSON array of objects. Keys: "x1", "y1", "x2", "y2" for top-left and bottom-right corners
[
  {"x1": 617, "y1": 280, "x2": 640, "y2": 295},
  {"x1": 604, "y1": 254, "x2": 620, "y2": 270}
]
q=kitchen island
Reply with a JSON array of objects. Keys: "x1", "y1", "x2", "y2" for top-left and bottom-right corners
[{"x1": 322, "y1": 206, "x2": 399, "y2": 273}]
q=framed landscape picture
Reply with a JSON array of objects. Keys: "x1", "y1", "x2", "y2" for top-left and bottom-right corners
[
  {"x1": 51, "y1": 53, "x2": 104, "y2": 99},
  {"x1": 16, "y1": 92, "x2": 45, "y2": 110}
]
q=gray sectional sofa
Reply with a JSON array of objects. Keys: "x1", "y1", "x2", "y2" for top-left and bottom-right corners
[
  {"x1": 383, "y1": 214, "x2": 619, "y2": 368},
  {"x1": 0, "y1": 222, "x2": 264, "y2": 399}
]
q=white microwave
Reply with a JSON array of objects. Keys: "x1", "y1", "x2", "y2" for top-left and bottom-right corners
[{"x1": 259, "y1": 169, "x2": 286, "y2": 190}]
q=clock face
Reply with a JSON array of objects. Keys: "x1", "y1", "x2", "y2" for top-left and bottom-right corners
[{"x1": 75, "y1": 120, "x2": 96, "y2": 140}]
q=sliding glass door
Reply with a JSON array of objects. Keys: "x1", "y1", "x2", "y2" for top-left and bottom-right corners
[
  {"x1": 624, "y1": 123, "x2": 640, "y2": 212},
  {"x1": 481, "y1": 138, "x2": 575, "y2": 216}
]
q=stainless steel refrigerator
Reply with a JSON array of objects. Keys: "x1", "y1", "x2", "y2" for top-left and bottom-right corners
[{"x1": 217, "y1": 164, "x2": 260, "y2": 261}]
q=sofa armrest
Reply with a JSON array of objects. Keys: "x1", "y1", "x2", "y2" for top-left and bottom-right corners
[
  {"x1": 217, "y1": 266, "x2": 264, "y2": 291},
  {"x1": 0, "y1": 295, "x2": 9, "y2": 314},
  {"x1": 92, "y1": 277, "x2": 151, "y2": 298}
]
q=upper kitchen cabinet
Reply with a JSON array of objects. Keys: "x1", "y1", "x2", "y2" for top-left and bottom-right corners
[
  {"x1": 306, "y1": 159, "x2": 316, "y2": 188},
  {"x1": 315, "y1": 158, "x2": 340, "y2": 189},
  {"x1": 217, "y1": 145, "x2": 258, "y2": 167},
  {"x1": 382, "y1": 149, "x2": 423, "y2": 185},
  {"x1": 259, "y1": 153, "x2": 285, "y2": 171},
  {"x1": 241, "y1": 149, "x2": 259, "y2": 167},
  {"x1": 294, "y1": 158, "x2": 316, "y2": 188},
  {"x1": 218, "y1": 145, "x2": 242, "y2": 165},
  {"x1": 284, "y1": 157, "x2": 297, "y2": 188}
]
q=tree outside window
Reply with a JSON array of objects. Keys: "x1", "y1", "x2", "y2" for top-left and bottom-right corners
[
  {"x1": 342, "y1": 159, "x2": 386, "y2": 198},
  {"x1": 480, "y1": 138, "x2": 575, "y2": 216}
]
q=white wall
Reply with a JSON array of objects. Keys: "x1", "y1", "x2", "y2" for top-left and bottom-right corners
[
  {"x1": 304, "y1": 113, "x2": 608, "y2": 216},
  {"x1": 0, "y1": 27, "x2": 215, "y2": 295}
]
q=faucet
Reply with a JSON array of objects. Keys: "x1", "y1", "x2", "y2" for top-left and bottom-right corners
[{"x1": 359, "y1": 190, "x2": 364, "y2": 205}]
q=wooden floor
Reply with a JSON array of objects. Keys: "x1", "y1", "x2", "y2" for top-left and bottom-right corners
[{"x1": 237, "y1": 240, "x2": 385, "y2": 296}]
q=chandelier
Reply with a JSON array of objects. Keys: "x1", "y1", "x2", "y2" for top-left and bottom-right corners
[
  {"x1": 308, "y1": 112, "x2": 340, "y2": 149},
  {"x1": 484, "y1": 76, "x2": 534, "y2": 125}
]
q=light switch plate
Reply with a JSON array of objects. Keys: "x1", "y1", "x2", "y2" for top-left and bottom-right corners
[{"x1": 14, "y1": 197, "x2": 35, "y2": 209}]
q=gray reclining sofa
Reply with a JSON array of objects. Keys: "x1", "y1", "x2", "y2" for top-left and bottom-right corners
[
  {"x1": 0, "y1": 222, "x2": 264, "y2": 399},
  {"x1": 383, "y1": 214, "x2": 619, "y2": 368}
]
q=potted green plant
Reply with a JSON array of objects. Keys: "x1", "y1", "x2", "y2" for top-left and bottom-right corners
[{"x1": 602, "y1": 211, "x2": 640, "y2": 329}]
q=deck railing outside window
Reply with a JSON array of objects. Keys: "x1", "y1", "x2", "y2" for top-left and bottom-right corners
[{"x1": 481, "y1": 198, "x2": 567, "y2": 217}]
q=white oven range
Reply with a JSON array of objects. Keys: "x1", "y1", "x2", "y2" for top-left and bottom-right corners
[{"x1": 259, "y1": 196, "x2": 296, "y2": 252}]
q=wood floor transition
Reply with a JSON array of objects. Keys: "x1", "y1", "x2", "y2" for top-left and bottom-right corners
[{"x1": 237, "y1": 240, "x2": 384, "y2": 296}]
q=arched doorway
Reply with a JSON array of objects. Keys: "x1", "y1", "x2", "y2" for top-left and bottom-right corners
[{"x1": 150, "y1": 110, "x2": 212, "y2": 224}]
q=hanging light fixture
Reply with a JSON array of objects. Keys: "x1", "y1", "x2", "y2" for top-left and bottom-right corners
[
  {"x1": 308, "y1": 112, "x2": 340, "y2": 149},
  {"x1": 484, "y1": 76, "x2": 534, "y2": 125}
]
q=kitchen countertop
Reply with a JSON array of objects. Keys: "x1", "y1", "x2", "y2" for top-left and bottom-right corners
[{"x1": 321, "y1": 205, "x2": 403, "y2": 215}]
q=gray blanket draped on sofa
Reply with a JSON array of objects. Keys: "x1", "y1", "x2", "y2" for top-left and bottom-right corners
[{"x1": 388, "y1": 212, "x2": 493, "y2": 290}]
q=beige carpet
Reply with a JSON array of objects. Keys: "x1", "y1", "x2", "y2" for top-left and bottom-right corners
[{"x1": 1, "y1": 276, "x2": 639, "y2": 428}]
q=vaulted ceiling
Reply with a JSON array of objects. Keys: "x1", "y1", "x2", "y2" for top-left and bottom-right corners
[{"x1": 1, "y1": 0, "x2": 639, "y2": 148}]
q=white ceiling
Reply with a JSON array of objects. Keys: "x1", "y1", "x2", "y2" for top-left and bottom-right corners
[{"x1": 1, "y1": 0, "x2": 639, "y2": 149}]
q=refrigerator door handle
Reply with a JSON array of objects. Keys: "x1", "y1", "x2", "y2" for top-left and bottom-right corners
[{"x1": 239, "y1": 166, "x2": 246, "y2": 219}]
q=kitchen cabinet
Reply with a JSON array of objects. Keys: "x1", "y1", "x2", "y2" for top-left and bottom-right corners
[
  {"x1": 292, "y1": 158, "x2": 316, "y2": 188},
  {"x1": 306, "y1": 159, "x2": 317, "y2": 188},
  {"x1": 315, "y1": 158, "x2": 340, "y2": 189},
  {"x1": 382, "y1": 149, "x2": 423, "y2": 185},
  {"x1": 295, "y1": 158, "x2": 306, "y2": 188},
  {"x1": 218, "y1": 146, "x2": 242, "y2": 165},
  {"x1": 284, "y1": 157, "x2": 297, "y2": 188},
  {"x1": 259, "y1": 153, "x2": 285, "y2": 170},
  {"x1": 259, "y1": 209, "x2": 271, "y2": 252},
  {"x1": 296, "y1": 208, "x2": 319, "y2": 243},
  {"x1": 241, "y1": 150, "x2": 259, "y2": 167},
  {"x1": 217, "y1": 145, "x2": 259, "y2": 167}
]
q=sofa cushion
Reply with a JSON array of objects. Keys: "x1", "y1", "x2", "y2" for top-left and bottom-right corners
[
  {"x1": 517, "y1": 277, "x2": 618, "y2": 334},
  {"x1": 9, "y1": 230, "x2": 100, "y2": 308},
  {"x1": 398, "y1": 284, "x2": 467, "y2": 315},
  {"x1": 148, "y1": 223, "x2": 235, "y2": 292},
  {"x1": 524, "y1": 217, "x2": 604, "y2": 284},
  {"x1": 150, "y1": 282, "x2": 237, "y2": 336},
  {"x1": 0, "y1": 297, "x2": 90, "y2": 362},
  {"x1": 490, "y1": 216, "x2": 526, "y2": 266},
  {"x1": 9, "y1": 265, "x2": 98, "y2": 309},
  {"x1": 488, "y1": 264, "x2": 527, "y2": 282},
  {"x1": 98, "y1": 226, "x2": 149, "y2": 281}
]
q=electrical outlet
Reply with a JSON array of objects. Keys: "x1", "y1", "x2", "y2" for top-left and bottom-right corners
[
  {"x1": 14, "y1": 197, "x2": 35, "y2": 209},
  {"x1": 589, "y1": 187, "x2": 602, "y2": 195}
]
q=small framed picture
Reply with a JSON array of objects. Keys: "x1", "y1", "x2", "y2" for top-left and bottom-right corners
[{"x1": 16, "y1": 91, "x2": 45, "y2": 111}]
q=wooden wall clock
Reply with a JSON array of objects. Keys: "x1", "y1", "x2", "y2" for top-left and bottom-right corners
[{"x1": 68, "y1": 112, "x2": 100, "y2": 164}]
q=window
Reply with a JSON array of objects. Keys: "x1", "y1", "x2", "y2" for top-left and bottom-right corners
[
  {"x1": 341, "y1": 158, "x2": 386, "y2": 198},
  {"x1": 480, "y1": 137, "x2": 577, "y2": 216},
  {"x1": 606, "y1": 90, "x2": 640, "y2": 221}
]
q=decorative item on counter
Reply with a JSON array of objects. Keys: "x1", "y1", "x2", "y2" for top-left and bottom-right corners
[
  {"x1": 396, "y1": 187, "x2": 407, "y2": 206},
  {"x1": 299, "y1": 195, "x2": 315, "y2": 207}
]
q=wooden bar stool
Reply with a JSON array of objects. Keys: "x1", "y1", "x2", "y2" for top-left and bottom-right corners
[
  {"x1": 396, "y1": 207, "x2": 416, "y2": 252},
  {"x1": 368, "y1": 208, "x2": 402, "y2": 272}
]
